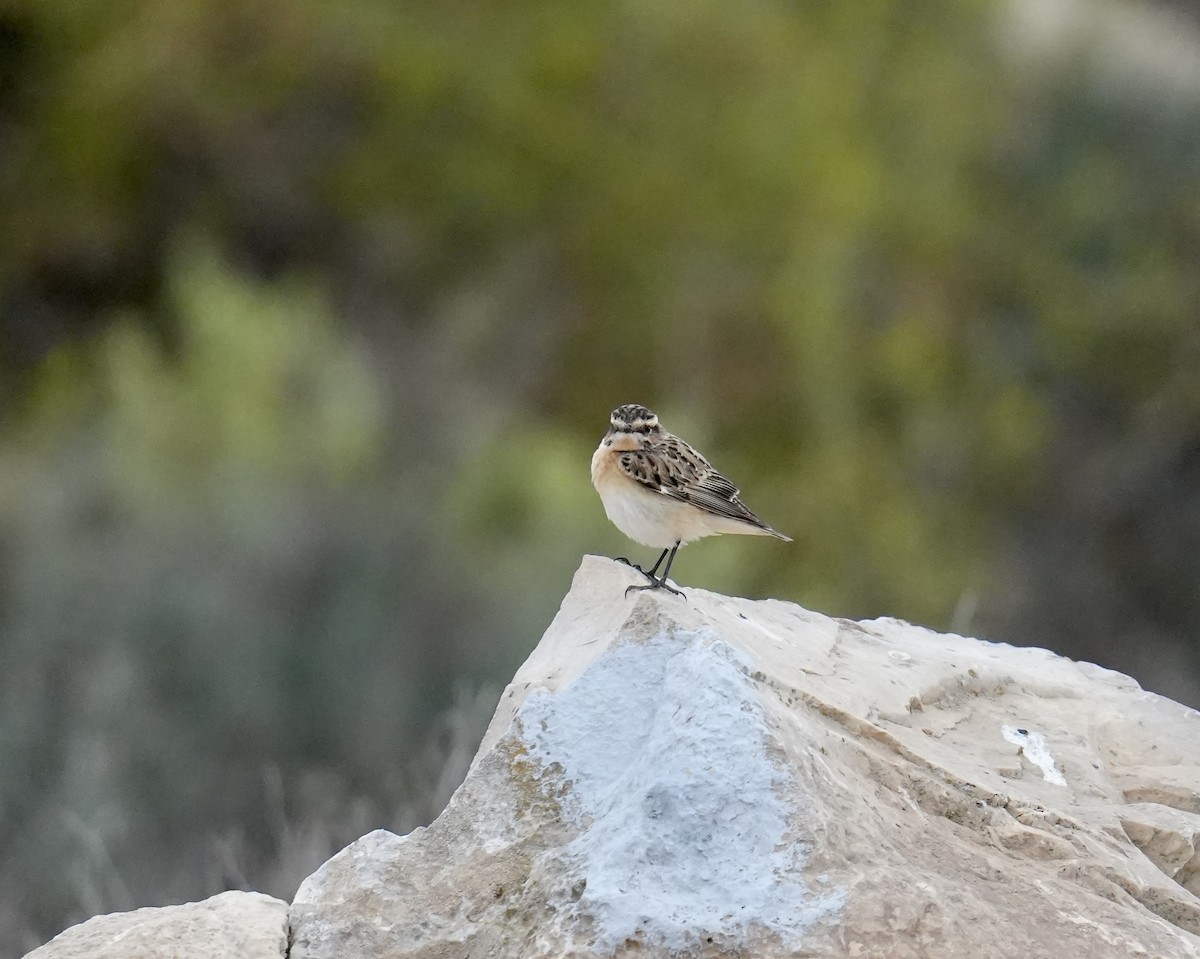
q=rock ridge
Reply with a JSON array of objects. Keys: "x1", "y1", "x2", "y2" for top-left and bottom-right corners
[{"x1": 289, "y1": 556, "x2": 1200, "y2": 958}]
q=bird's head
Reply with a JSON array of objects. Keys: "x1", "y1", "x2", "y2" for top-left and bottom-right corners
[{"x1": 603, "y1": 404, "x2": 662, "y2": 450}]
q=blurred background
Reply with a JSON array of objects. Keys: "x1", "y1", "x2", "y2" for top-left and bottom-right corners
[{"x1": 1, "y1": 0, "x2": 1199, "y2": 951}]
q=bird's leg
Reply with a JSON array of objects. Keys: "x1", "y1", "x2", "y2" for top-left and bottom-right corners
[
  {"x1": 625, "y1": 543, "x2": 684, "y2": 598},
  {"x1": 655, "y1": 543, "x2": 683, "y2": 592},
  {"x1": 614, "y1": 548, "x2": 669, "y2": 581},
  {"x1": 644, "y1": 548, "x2": 669, "y2": 578}
]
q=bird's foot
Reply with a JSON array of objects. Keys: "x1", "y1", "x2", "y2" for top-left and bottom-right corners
[
  {"x1": 625, "y1": 577, "x2": 685, "y2": 600},
  {"x1": 614, "y1": 556, "x2": 660, "y2": 582}
]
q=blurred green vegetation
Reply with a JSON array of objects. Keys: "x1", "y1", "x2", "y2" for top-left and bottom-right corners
[{"x1": 1, "y1": 0, "x2": 1199, "y2": 951}]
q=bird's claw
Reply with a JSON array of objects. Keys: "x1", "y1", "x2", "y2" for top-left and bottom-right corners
[
  {"x1": 625, "y1": 579, "x2": 686, "y2": 600},
  {"x1": 615, "y1": 556, "x2": 660, "y2": 583}
]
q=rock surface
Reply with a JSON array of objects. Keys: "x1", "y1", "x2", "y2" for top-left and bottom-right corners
[
  {"x1": 24, "y1": 890, "x2": 288, "y2": 959},
  {"x1": 290, "y1": 556, "x2": 1200, "y2": 958}
]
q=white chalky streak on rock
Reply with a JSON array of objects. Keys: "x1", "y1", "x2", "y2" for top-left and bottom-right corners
[
  {"x1": 520, "y1": 630, "x2": 843, "y2": 951},
  {"x1": 1003, "y1": 724, "x2": 1067, "y2": 786}
]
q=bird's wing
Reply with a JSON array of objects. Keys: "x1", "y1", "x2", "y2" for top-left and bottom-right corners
[{"x1": 618, "y1": 437, "x2": 776, "y2": 531}]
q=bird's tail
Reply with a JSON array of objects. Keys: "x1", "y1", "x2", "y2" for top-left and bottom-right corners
[{"x1": 740, "y1": 521, "x2": 792, "y2": 541}]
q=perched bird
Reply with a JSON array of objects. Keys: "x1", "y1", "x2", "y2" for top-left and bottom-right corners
[{"x1": 591, "y1": 403, "x2": 791, "y2": 596}]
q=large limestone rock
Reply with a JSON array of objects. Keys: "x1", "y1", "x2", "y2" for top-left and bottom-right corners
[
  {"x1": 25, "y1": 890, "x2": 288, "y2": 959},
  {"x1": 290, "y1": 556, "x2": 1200, "y2": 958}
]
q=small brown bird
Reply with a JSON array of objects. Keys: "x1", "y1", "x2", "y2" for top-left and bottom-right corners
[{"x1": 591, "y1": 403, "x2": 791, "y2": 596}]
